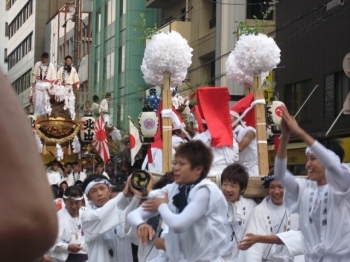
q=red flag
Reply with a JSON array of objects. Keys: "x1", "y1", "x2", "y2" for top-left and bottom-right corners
[
  {"x1": 197, "y1": 87, "x2": 232, "y2": 147},
  {"x1": 231, "y1": 93, "x2": 256, "y2": 128},
  {"x1": 192, "y1": 105, "x2": 204, "y2": 133},
  {"x1": 92, "y1": 116, "x2": 110, "y2": 162}
]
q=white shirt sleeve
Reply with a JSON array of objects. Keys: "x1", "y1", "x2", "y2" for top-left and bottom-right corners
[
  {"x1": 310, "y1": 141, "x2": 350, "y2": 192},
  {"x1": 274, "y1": 157, "x2": 299, "y2": 203},
  {"x1": 81, "y1": 192, "x2": 128, "y2": 242},
  {"x1": 157, "y1": 187, "x2": 209, "y2": 234}
]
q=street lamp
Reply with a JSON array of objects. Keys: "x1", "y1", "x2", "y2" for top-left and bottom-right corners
[{"x1": 62, "y1": 17, "x2": 88, "y2": 30}]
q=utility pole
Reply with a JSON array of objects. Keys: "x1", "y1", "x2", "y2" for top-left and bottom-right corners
[{"x1": 73, "y1": 0, "x2": 81, "y2": 118}]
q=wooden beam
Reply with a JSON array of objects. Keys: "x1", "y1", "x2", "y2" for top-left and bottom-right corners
[
  {"x1": 253, "y1": 75, "x2": 269, "y2": 176},
  {"x1": 162, "y1": 72, "x2": 172, "y2": 173}
]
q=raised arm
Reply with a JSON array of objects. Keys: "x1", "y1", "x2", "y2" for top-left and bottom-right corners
[
  {"x1": 275, "y1": 113, "x2": 299, "y2": 200},
  {"x1": 0, "y1": 70, "x2": 57, "y2": 261},
  {"x1": 81, "y1": 192, "x2": 129, "y2": 242},
  {"x1": 282, "y1": 105, "x2": 350, "y2": 192},
  {"x1": 156, "y1": 187, "x2": 209, "y2": 234}
]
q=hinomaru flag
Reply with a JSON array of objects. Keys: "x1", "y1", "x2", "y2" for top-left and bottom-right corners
[{"x1": 129, "y1": 119, "x2": 142, "y2": 166}]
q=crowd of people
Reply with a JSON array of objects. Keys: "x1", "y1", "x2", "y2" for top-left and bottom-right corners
[
  {"x1": 2, "y1": 64, "x2": 350, "y2": 262},
  {"x1": 36, "y1": 106, "x2": 350, "y2": 262}
]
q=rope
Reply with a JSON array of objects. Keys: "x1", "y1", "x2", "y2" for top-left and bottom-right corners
[{"x1": 36, "y1": 123, "x2": 81, "y2": 144}]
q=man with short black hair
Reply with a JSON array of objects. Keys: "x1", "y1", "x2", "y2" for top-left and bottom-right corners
[
  {"x1": 81, "y1": 175, "x2": 142, "y2": 262},
  {"x1": 57, "y1": 55, "x2": 80, "y2": 119},
  {"x1": 99, "y1": 92, "x2": 112, "y2": 126},
  {"x1": 47, "y1": 160, "x2": 62, "y2": 186},
  {"x1": 31, "y1": 52, "x2": 56, "y2": 116},
  {"x1": 72, "y1": 162, "x2": 87, "y2": 183},
  {"x1": 62, "y1": 162, "x2": 74, "y2": 186}
]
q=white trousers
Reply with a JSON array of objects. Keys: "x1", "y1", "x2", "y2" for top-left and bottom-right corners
[{"x1": 33, "y1": 81, "x2": 51, "y2": 116}]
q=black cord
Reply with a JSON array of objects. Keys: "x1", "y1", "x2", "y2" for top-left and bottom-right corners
[{"x1": 263, "y1": 211, "x2": 287, "y2": 262}]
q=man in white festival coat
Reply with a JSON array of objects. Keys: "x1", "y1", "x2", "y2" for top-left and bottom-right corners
[{"x1": 31, "y1": 52, "x2": 56, "y2": 116}]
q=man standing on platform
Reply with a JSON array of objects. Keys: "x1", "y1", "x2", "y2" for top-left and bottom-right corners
[
  {"x1": 99, "y1": 92, "x2": 112, "y2": 126},
  {"x1": 57, "y1": 55, "x2": 80, "y2": 119},
  {"x1": 31, "y1": 52, "x2": 56, "y2": 116}
]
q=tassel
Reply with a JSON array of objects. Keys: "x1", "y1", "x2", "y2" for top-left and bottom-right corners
[
  {"x1": 43, "y1": 144, "x2": 47, "y2": 155},
  {"x1": 68, "y1": 142, "x2": 72, "y2": 155}
]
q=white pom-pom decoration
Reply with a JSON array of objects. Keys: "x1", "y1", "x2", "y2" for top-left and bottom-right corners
[
  {"x1": 141, "y1": 31, "x2": 193, "y2": 87},
  {"x1": 226, "y1": 51, "x2": 269, "y2": 87},
  {"x1": 232, "y1": 33, "x2": 280, "y2": 75}
]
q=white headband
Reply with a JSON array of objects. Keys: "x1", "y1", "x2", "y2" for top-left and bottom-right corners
[
  {"x1": 84, "y1": 179, "x2": 112, "y2": 195},
  {"x1": 305, "y1": 147, "x2": 313, "y2": 155},
  {"x1": 63, "y1": 195, "x2": 84, "y2": 201},
  {"x1": 229, "y1": 110, "x2": 240, "y2": 119}
]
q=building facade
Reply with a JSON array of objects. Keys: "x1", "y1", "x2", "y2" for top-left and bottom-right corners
[
  {"x1": 272, "y1": 0, "x2": 350, "y2": 170},
  {"x1": 89, "y1": 0, "x2": 158, "y2": 130},
  {"x1": 1, "y1": 1, "x2": 8, "y2": 75},
  {"x1": 7, "y1": 0, "x2": 50, "y2": 110}
]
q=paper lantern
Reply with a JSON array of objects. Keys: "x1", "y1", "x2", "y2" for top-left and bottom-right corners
[
  {"x1": 266, "y1": 101, "x2": 284, "y2": 127},
  {"x1": 80, "y1": 116, "x2": 95, "y2": 142},
  {"x1": 138, "y1": 111, "x2": 159, "y2": 141}
]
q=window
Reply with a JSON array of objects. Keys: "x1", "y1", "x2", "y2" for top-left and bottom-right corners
[
  {"x1": 5, "y1": 23, "x2": 9, "y2": 37},
  {"x1": 246, "y1": 0, "x2": 273, "y2": 20},
  {"x1": 12, "y1": 69, "x2": 31, "y2": 94},
  {"x1": 105, "y1": 52, "x2": 115, "y2": 79},
  {"x1": 4, "y1": 49, "x2": 8, "y2": 63},
  {"x1": 96, "y1": 8, "x2": 101, "y2": 32},
  {"x1": 8, "y1": 0, "x2": 33, "y2": 39},
  {"x1": 105, "y1": 0, "x2": 116, "y2": 26},
  {"x1": 324, "y1": 71, "x2": 350, "y2": 119},
  {"x1": 181, "y1": 8, "x2": 186, "y2": 22},
  {"x1": 121, "y1": 0, "x2": 126, "y2": 16},
  {"x1": 284, "y1": 79, "x2": 312, "y2": 123},
  {"x1": 209, "y1": 1, "x2": 216, "y2": 29},
  {"x1": 8, "y1": 32, "x2": 33, "y2": 69},
  {"x1": 119, "y1": 46, "x2": 125, "y2": 73}
]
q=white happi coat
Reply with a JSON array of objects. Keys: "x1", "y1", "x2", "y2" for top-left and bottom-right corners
[
  {"x1": 51, "y1": 207, "x2": 88, "y2": 262},
  {"x1": 81, "y1": 194, "x2": 139, "y2": 262},
  {"x1": 47, "y1": 170, "x2": 62, "y2": 186},
  {"x1": 129, "y1": 179, "x2": 228, "y2": 262},
  {"x1": 238, "y1": 196, "x2": 299, "y2": 262},
  {"x1": 277, "y1": 231, "x2": 305, "y2": 262},
  {"x1": 285, "y1": 178, "x2": 350, "y2": 262},
  {"x1": 103, "y1": 209, "x2": 134, "y2": 262},
  {"x1": 57, "y1": 66, "x2": 80, "y2": 87},
  {"x1": 99, "y1": 98, "x2": 110, "y2": 124},
  {"x1": 32, "y1": 61, "x2": 56, "y2": 116},
  {"x1": 193, "y1": 130, "x2": 239, "y2": 176},
  {"x1": 234, "y1": 125, "x2": 258, "y2": 176},
  {"x1": 275, "y1": 141, "x2": 350, "y2": 262},
  {"x1": 221, "y1": 196, "x2": 257, "y2": 262}
]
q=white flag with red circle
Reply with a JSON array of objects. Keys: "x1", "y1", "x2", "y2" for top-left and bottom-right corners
[
  {"x1": 129, "y1": 119, "x2": 142, "y2": 166},
  {"x1": 92, "y1": 116, "x2": 110, "y2": 162}
]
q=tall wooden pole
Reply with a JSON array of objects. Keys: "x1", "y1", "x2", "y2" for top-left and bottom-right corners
[
  {"x1": 253, "y1": 75, "x2": 269, "y2": 176},
  {"x1": 162, "y1": 71, "x2": 172, "y2": 173}
]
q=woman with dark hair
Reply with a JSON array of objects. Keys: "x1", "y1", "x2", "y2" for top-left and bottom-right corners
[
  {"x1": 274, "y1": 106, "x2": 350, "y2": 261},
  {"x1": 49, "y1": 186, "x2": 88, "y2": 262}
]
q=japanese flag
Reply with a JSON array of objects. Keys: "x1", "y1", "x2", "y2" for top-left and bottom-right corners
[{"x1": 129, "y1": 119, "x2": 142, "y2": 166}]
